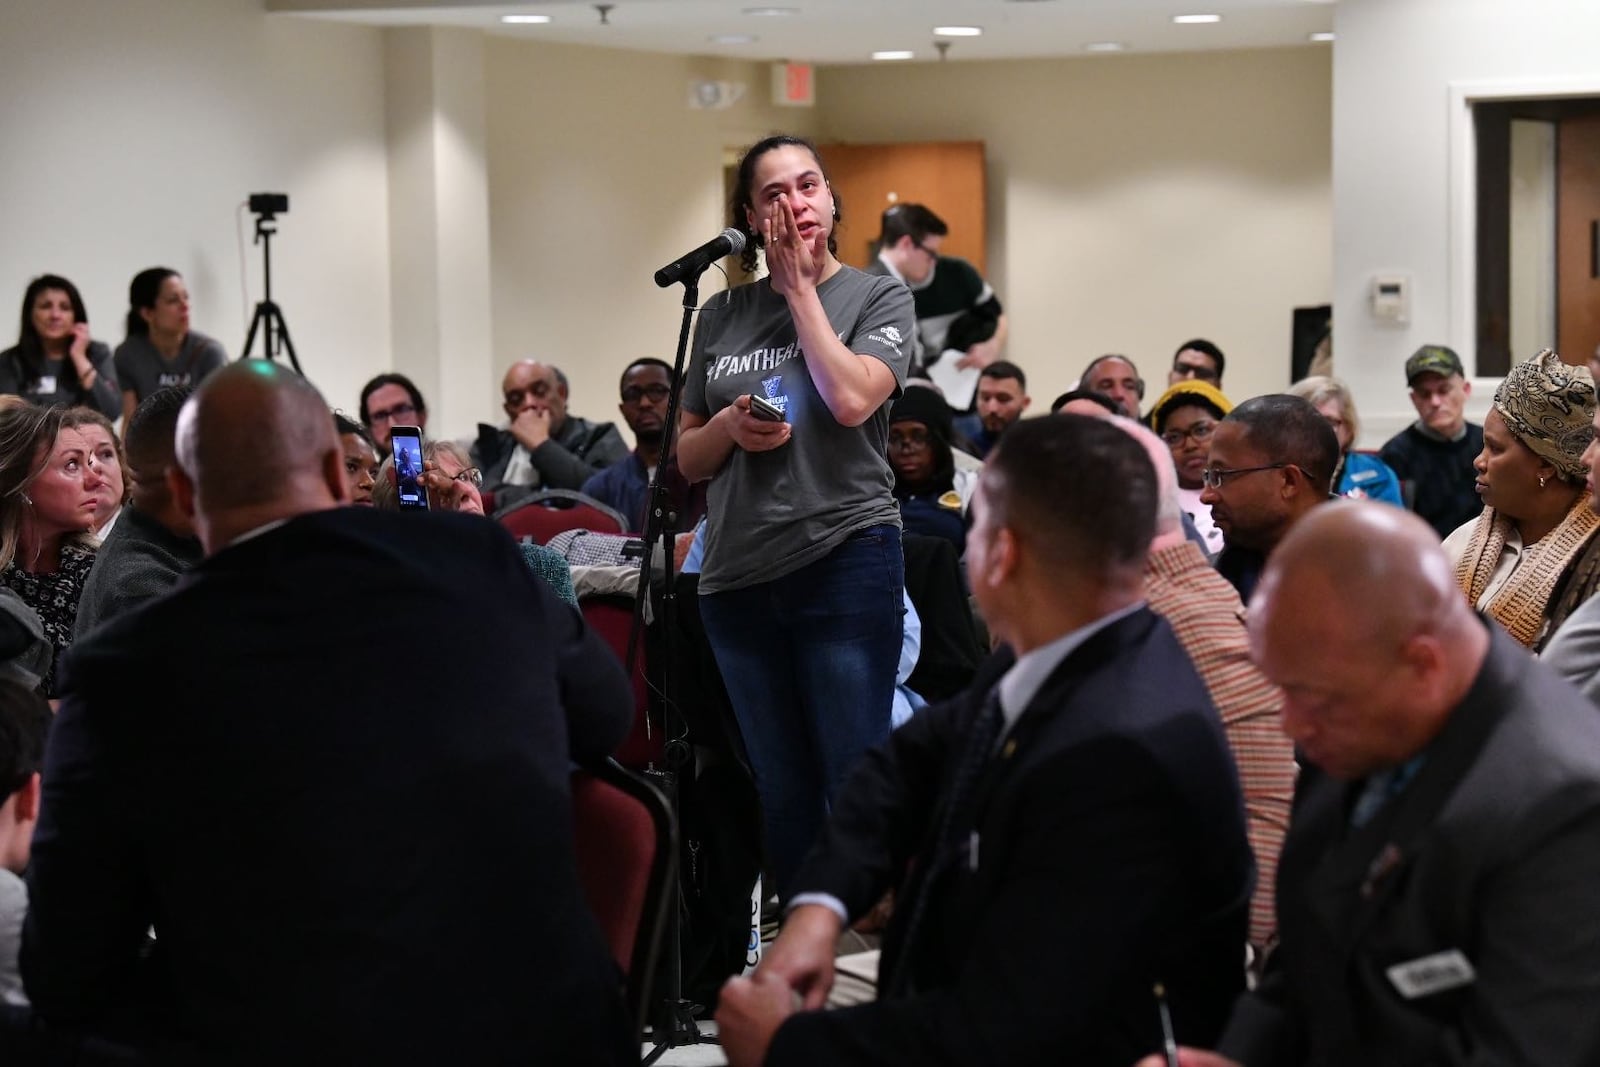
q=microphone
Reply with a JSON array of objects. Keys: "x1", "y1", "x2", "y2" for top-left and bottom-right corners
[{"x1": 654, "y1": 228, "x2": 747, "y2": 288}]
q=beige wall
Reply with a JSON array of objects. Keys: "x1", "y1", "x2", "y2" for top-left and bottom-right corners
[
  {"x1": 483, "y1": 40, "x2": 819, "y2": 437},
  {"x1": 0, "y1": 0, "x2": 392, "y2": 421},
  {"x1": 816, "y1": 47, "x2": 1334, "y2": 412}
]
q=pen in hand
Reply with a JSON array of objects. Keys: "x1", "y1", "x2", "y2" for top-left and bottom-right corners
[{"x1": 1154, "y1": 981, "x2": 1179, "y2": 1067}]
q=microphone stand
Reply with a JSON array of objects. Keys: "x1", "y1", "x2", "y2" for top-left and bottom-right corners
[{"x1": 631, "y1": 270, "x2": 716, "y2": 1064}]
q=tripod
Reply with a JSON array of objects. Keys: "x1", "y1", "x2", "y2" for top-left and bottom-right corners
[
  {"x1": 631, "y1": 271, "x2": 719, "y2": 1065},
  {"x1": 239, "y1": 211, "x2": 303, "y2": 375}
]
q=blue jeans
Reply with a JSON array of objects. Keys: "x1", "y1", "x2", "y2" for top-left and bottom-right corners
[{"x1": 700, "y1": 525, "x2": 905, "y2": 901}]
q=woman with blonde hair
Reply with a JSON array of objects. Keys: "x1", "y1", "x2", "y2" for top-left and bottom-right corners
[
  {"x1": 1446, "y1": 349, "x2": 1600, "y2": 649},
  {"x1": 1287, "y1": 375, "x2": 1403, "y2": 506},
  {"x1": 0, "y1": 403, "x2": 104, "y2": 694}
]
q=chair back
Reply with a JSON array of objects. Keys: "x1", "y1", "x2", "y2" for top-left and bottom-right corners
[
  {"x1": 571, "y1": 759, "x2": 676, "y2": 1044},
  {"x1": 496, "y1": 489, "x2": 627, "y2": 544},
  {"x1": 580, "y1": 594, "x2": 662, "y2": 769}
]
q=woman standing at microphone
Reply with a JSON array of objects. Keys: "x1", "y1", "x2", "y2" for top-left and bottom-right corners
[{"x1": 678, "y1": 135, "x2": 915, "y2": 899}]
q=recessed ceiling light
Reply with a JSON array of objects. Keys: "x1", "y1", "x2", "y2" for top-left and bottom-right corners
[
  {"x1": 1172, "y1": 13, "x2": 1222, "y2": 24},
  {"x1": 500, "y1": 14, "x2": 552, "y2": 24},
  {"x1": 1084, "y1": 41, "x2": 1127, "y2": 52},
  {"x1": 709, "y1": 33, "x2": 758, "y2": 44},
  {"x1": 934, "y1": 26, "x2": 983, "y2": 37},
  {"x1": 743, "y1": 5, "x2": 799, "y2": 14},
  {"x1": 872, "y1": 50, "x2": 915, "y2": 61},
  {"x1": 1308, "y1": 31, "x2": 1336, "y2": 42}
]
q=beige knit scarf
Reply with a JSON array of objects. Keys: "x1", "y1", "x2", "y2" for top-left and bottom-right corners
[{"x1": 1455, "y1": 494, "x2": 1600, "y2": 647}]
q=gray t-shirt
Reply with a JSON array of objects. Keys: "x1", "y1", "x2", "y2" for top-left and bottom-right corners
[
  {"x1": 113, "y1": 330, "x2": 228, "y2": 401},
  {"x1": 684, "y1": 266, "x2": 914, "y2": 593}
]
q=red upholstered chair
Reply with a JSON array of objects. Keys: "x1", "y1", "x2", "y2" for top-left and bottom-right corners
[
  {"x1": 494, "y1": 489, "x2": 627, "y2": 544},
  {"x1": 571, "y1": 758, "x2": 676, "y2": 1044},
  {"x1": 580, "y1": 594, "x2": 663, "y2": 770}
]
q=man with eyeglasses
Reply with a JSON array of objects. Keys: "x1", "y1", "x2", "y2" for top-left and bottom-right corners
[
  {"x1": 1167, "y1": 339, "x2": 1227, "y2": 390},
  {"x1": 473, "y1": 359, "x2": 629, "y2": 499},
  {"x1": 864, "y1": 203, "x2": 1007, "y2": 402},
  {"x1": 1201, "y1": 394, "x2": 1340, "y2": 604},
  {"x1": 579, "y1": 358, "x2": 707, "y2": 533},
  {"x1": 1378, "y1": 345, "x2": 1485, "y2": 539},
  {"x1": 357, "y1": 372, "x2": 428, "y2": 451}
]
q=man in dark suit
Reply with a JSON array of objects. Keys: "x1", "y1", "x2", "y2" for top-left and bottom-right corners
[
  {"x1": 22, "y1": 362, "x2": 637, "y2": 1064},
  {"x1": 717, "y1": 415, "x2": 1254, "y2": 1066},
  {"x1": 1145, "y1": 503, "x2": 1600, "y2": 1067}
]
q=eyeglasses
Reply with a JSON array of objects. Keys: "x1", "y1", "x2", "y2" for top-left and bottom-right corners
[
  {"x1": 915, "y1": 243, "x2": 940, "y2": 261},
  {"x1": 1172, "y1": 361, "x2": 1220, "y2": 383},
  {"x1": 888, "y1": 429, "x2": 932, "y2": 451},
  {"x1": 621, "y1": 383, "x2": 671, "y2": 404},
  {"x1": 1200, "y1": 463, "x2": 1305, "y2": 489},
  {"x1": 447, "y1": 466, "x2": 483, "y2": 488},
  {"x1": 1161, "y1": 421, "x2": 1217, "y2": 448},
  {"x1": 367, "y1": 402, "x2": 416, "y2": 425}
]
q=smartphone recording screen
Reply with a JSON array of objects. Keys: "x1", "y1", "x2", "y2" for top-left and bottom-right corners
[{"x1": 390, "y1": 427, "x2": 428, "y2": 511}]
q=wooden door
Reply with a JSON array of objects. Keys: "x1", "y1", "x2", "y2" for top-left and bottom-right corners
[
  {"x1": 817, "y1": 142, "x2": 988, "y2": 274},
  {"x1": 1558, "y1": 113, "x2": 1600, "y2": 363}
]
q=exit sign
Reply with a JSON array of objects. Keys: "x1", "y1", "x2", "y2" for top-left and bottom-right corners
[{"x1": 773, "y1": 62, "x2": 814, "y2": 107}]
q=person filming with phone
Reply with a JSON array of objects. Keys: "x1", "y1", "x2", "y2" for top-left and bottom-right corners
[{"x1": 677, "y1": 134, "x2": 916, "y2": 901}]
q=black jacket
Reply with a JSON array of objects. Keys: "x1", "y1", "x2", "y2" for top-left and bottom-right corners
[{"x1": 26, "y1": 507, "x2": 636, "y2": 1064}]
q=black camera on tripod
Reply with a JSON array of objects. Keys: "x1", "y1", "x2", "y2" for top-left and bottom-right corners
[{"x1": 248, "y1": 192, "x2": 289, "y2": 217}]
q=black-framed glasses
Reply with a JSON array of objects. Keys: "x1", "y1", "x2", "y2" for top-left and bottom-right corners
[
  {"x1": 1201, "y1": 463, "x2": 1304, "y2": 489},
  {"x1": 888, "y1": 429, "x2": 932, "y2": 451},
  {"x1": 915, "y1": 243, "x2": 940, "y2": 261},
  {"x1": 367, "y1": 402, "x2": 416, "y2": 424},
  {"x1": 1161, "y1": 421, "x2": 1217, "y2": 448},
  {"x1": 621, "y1": 383, "x2": 671, "y2": 404},
  {"x1": 449, "y1": 466, "x2": 483, "y2": 487},
  {"x1": 1171, "y1": 360, "x2": 1220, "y2": 383}
]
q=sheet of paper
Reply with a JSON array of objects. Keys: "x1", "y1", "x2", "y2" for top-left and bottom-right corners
[{"x1": 926, "y1": 349, "x2": 979, "y2": 410}]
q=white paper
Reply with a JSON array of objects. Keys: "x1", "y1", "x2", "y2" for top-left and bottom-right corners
[{"x1": 926, "y1": 349, "x2": 979, "y2": 410}]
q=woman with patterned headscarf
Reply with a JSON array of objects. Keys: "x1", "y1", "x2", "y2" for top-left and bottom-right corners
[{"x1": 1445, "y1": 349, "x2": 1600, "y2": 649}]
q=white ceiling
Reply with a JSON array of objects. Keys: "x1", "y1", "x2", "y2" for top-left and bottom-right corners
[{"x1": 268, "y1": 0, "x2": 1338, "y2": 66}]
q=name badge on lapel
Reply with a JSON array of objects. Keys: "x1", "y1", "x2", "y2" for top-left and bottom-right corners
[{"x1": 1386, "y1": 949, "x2": 1476, "y2": 999}]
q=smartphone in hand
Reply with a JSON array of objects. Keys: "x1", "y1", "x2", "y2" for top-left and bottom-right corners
[
  {"x1": 748, "y1": 395, "x2": 785, "y2": 423},
  {"x1": 389, "y1": 426, "x2": 428, "y2": 511}
]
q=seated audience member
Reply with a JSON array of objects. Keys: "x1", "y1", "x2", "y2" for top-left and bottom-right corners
[
  {"x1": 580, "y1": 358, "x2": 707, "y2": 533},
  {"x1": 888, "y1": 387, "x2": 976, "y2": 555},
  {"x1": 1051, "y1": 389, "x2": 1121, "y2": 416},
  {"x1": 1203, "y1": 395, "x2": 1339, "y2": 604},
  {"x1": 864, "y1": 203, "x2": 1007, "y2": 386},
  {"x1": 1111, "y1": 416, "x2": 1294, "y2": 958},
  {"x1": 717, "y1": 416, "x2": 1252, "y2": 1067},
  {"x1": 1287, "y1": 375, "x2": 1403, "y2": 506},
  {"x1": 1148, "y1": 380, "x2": 1233, "y2": 555},
  {"x1": 891, "y1": 594, "x2": 926, "y2": 729},
  {"x1": 1167, "y1": 338, "x2": 1226, "y2": 389},
  {"x1": 25, "y1": 362, "x2": 634, "y2": 1062},
  {"x1": 0, "y1": 679, "x2": 49, "y2": 1007},
  {"x1": 334, "y1": 413, "x2": 379, "y2": 507},
  {"x1": 474, "y1": 360, "x2": 629, "y2": 497},
  {"x1": 1379, "y1": 344, "x2": 1484, "y2": 537},
  {"x1": 73, "y1": 388, "x2": 202, "y2": 639},
  {"x1": 952, "y1": 361, "x2": 1030, "y2": 459},
  {"x1": 0, "y1": 276, "x2": 120, "y2": 417},
  {"x1": 0, "y1": 405, "x2": 103, "y2": 696},
  {"x1": 1142, "y1": 502, "x2": 1600, "y2": 1067},
  {"x1": 1078, "y1": 354, "x2": 1145, "y2": 418},
  {"x1": 59, "y1": 408, "x2": 128, "y2": 541},
  {"x1": 1445, "y1": 348, "x2": 1600, "y2": 650},
  {"x1": 357, "y1": 372, "x2": 427, "y2": 451},
  {"x1": 373, "y1": 439, "x2": 578, "y2": 607},
  {"x1": 112, "y1": 267, "x2": 227, "y2": 424}
]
